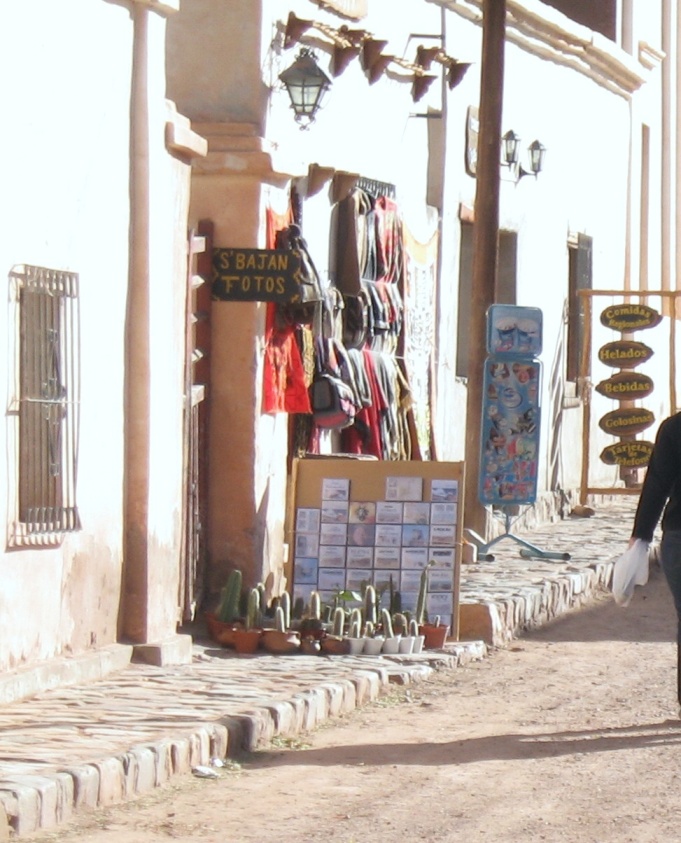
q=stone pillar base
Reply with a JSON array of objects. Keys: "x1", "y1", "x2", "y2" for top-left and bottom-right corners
[{"x1": 132, "y1": 633, "x2": 193, "y2": 666}]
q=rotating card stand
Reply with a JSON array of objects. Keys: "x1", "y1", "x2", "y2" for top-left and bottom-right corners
[
  {"x1": 472, "y1": 305, "x2": 570, "y2": 561},
  {"x1": 466, "y1": 508, "x2": 570, "y2": 562}
]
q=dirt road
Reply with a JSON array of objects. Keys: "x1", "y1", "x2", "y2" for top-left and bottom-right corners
[{"x1": 24, "y1": 562, "x2": 681, "y2": 843}]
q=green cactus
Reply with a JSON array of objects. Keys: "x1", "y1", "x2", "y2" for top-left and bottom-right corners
[
  {"x1": 280, "y1": 592, "x2": 291, "y2": 630},
  {"x1": 349, "y1": 608, "x2": 362, "y2": 635},
  {"x1": 409, "y1": 618, "x2": 420, "y2": 637},
  {"x1": 293, "y1": 596, "x2": 305, "y2": 620},
  {"x1": 246, "y1": 587, "x2": 261, "y2": 630},
  {"x1": 363, "y1": 585, "x2": 377, "y2": 626},
  {"x1": 392, "y1": 612, "x2": 408, "y2": 636},
  {"x1": 381, "y1": 608, "x2": 394, "y2": 638},
  {"x1": 256, "y1": 582, "x2": 267, "y2": 614},
  {"x1": 323, "y1": 604, "x2": 332, "y2": 624},
  {"x1": 391, "y1": 589, "x2": 402, "y2": 615},
  {"x1": 332, "y1": 607, "x2": 345, "y2": 637},
  {"x1": 364, "y1": 620, "x2": 375, "y2": 638},
  {"x1": 415, "y1": 562, "x2": 433, "y2": 625},
  {"x1": 309, "y1": 591, "x2": 321, "y2": 621},
  {"x1": 216, "y1": 569, "x2": 242, "y2": 623},
  {"x1": 275, "y1": 605, "x2": 286, "y2": 633},
  {"x1": 349, "y1": 611, "x2": 362, "y2": 638}
]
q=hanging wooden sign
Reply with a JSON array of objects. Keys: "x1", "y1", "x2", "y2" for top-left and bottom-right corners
[
  {"x1": 599, "y1": 303, "x2": 662, "y2": 332},
  {"x1": 212, "y1": 248, "x2": 302, "y2": 303},
  {"x1": 598, "y1": 407, "x2": 655, "y2": 436},
  {"x1": 594, "y1": 371, "x2": 654, "y2": 400},
  {"x1": 600, "y1": 440, "x2": 655, "y2": 467},
  {"x1": 597, "y1": 340, "x2": 654, "y2": 369}
]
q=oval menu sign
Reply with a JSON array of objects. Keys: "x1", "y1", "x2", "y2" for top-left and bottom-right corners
[
  {"x1": 600, "y1": 304, "x2": 661, "y2": 332},
  {"x1": 600, "y1": 440, "x2": 655, "y2": 467},
  {"x1": 594, "y1": 371, "x2": 654, "y2": 400},
  {"x1": 598, "y1": 340, "x2": 654, "y2": 369},
  {"x1": 598, "y1": 407, "x2": 655, "y2": 436}
]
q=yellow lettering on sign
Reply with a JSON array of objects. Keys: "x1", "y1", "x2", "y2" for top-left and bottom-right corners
[{"x1": 224, "y1": 275, "x2": 239, "y2": 293}]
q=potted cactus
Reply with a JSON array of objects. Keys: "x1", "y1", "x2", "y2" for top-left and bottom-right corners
[
  {"x1": 299, "y1": 591, "x2": 324, "y2": 654},
  {"x1": 205, "y1": 569, "x2": 243, "y2": 647},
  {"x1": 380, "y1": 608, "x2": 401, "y2": 654},
  {"x1": 261, "y1": 601, "x2": 300, "y2": 654},
  {"x1": 409, "y1": 618, "x2": 425, "y2": 654},
  {"x1": 415, "y1": 562, "x2": 450, "y2": 649},
  {"x1": 321, "y1": 606, "x2": 350, "y2": 654},
  {"x1": 393, "y1": 612, "x2": 415, "y2": 654},
  {"x1": 362, "y1": 619, "x2": 384, "y2": 655},
  {"x1": 299, "y1": 590, "x2": 325, "y2": 641},
  {"x1": 232, "y1": 587, "x2": 263, "y2": 654},
  {"x1": 347, "y1": 608, "x2": 365, "y2": 655}
]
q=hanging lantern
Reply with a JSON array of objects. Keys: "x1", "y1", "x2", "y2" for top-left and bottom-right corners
[{"x1": 279, "y1": 48, "x2": 332, "y2": 128}]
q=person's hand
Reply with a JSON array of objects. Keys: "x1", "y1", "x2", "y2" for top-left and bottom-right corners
[{"x1": 627, "y1": 536, "x2": 637, "y2": 549}]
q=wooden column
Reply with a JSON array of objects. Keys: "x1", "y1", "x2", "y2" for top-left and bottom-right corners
[
  {"x1": 122, "y1": 3, "x2": 151, "y2": 642},
  {"x1": 463, "y1": 0, "x2": 506, "y2": 538}
]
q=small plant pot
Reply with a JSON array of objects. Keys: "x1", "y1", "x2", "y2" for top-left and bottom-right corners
[
  {"x1": 300, "y1": 637, "x2": 322, "y2": 655},
  {"x1": 363, "y1": 636, "x2": 385, "y2": 656},
  {"x1": 320, "y1": 635, "x2": 351, "y2": 655},
  {"x1": 412, "y1": 634, "x2": 426, "y2": 654},
  {"x1": 381, "y1": 636, "x2": 401, "y2": 655},
  {"x1": 205, "y1": 613, "x2": 243, "y2": 648},
  {"x1": 347, "y1": 636, "x2": 365, "y2": 655},
  {"x1": 260, "y1": 629, "x2": 300, "y2": 655},
  {"x1": 398, "y1": 635, "x2": 415, "y2": 654},
  {"x1": 232, "y1": 628, "x2": 263, "y2": 655},
  {"x1": 420, "y1": 623, "x2": 449, "y2": 650}
]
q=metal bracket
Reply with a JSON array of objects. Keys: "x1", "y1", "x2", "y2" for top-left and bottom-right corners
[{"x1": 466, "y1": 509, "x2": 571, "y2": 562}]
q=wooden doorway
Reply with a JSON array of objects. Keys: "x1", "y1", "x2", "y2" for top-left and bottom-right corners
[{"x1": 179, "y1": 221, "x2": 213, "y2": 621}]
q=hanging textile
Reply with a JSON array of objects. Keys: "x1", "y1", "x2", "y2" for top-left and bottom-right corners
[
  {"x1": 335, "y1": 188, "x2": 374, "y2": 294},
  {"x1": 262, "y1": 207, "x2": 312, "y2": 415},
  {"x1": 375, "y1": 195, "x2": 404, "y2": 285},
  {"x1": 402, "y1": 224, "x2": 439, "y2": 460}
]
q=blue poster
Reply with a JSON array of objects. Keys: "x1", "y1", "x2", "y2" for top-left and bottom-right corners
[
  {"x1": 478, "y1": 305, "x2": 543, "y2": 507},
  {"x1": 487, "y1": 304, "x2": 543, "y2": 357}
]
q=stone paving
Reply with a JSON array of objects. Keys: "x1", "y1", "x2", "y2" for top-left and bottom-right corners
[{"x1": 0, "y1": 496, "x2": 637, "y2": 838}]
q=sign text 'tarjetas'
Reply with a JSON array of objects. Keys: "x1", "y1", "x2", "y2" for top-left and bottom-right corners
[{"x1": 212, "y1": 248, "x2": 302, "y2": 303}]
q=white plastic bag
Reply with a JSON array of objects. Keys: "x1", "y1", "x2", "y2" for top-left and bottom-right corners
[{"x1": 612, "y1": 539, "x2": 650, "y2": 607}]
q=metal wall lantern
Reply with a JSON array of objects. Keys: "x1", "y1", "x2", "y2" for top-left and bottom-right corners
[
  {"x1": 279, "y1": 48, "x2": 332, "y2": 128},
  {"x1": 502, "y1": 130, "x2": 546, "y2": 180}
]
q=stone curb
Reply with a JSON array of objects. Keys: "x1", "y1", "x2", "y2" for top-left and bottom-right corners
[
  {"x1": 0, "y1": 646, "x2": 483, "y2": 837},
  {"x1": 459, "y1": 559, "x2": 616, "y2": 647}
]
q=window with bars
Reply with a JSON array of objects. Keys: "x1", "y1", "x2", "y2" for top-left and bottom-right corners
[{"x1": 11, "y1": 265, "x2": 81, "y2": 537}]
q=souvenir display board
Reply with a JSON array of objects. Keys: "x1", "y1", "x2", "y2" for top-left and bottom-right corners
[
  {"x1": 289, "y1": 458, "x2": 465, "y2": 638},
  {"x1": 479, "y1": 305, "x2": 543, "y2": 507}
]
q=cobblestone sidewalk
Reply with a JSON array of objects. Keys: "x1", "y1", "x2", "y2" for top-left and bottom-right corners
[{"x1": 0, "y1": 497, "x2": 635, "y2": 838}]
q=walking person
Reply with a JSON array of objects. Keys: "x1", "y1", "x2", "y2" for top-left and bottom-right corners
[{"x1": 630, "y1": 411, "x2": 681, "y2": 709}]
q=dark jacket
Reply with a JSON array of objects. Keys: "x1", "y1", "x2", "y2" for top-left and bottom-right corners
[{"x1": 632, "y1": 412, "x2": 681, "y2": 542}]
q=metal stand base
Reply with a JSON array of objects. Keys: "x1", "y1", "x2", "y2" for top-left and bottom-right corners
[{"x1": 465, "y1": 511, "x2": 571, "y2": 563}]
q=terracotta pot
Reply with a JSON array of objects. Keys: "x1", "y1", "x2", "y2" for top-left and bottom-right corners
[
  {"x1": 205, "y1": 613, "x2": 243, "y2": 648},
  {"x1": 320, "y1": 635, "x2": 351, "y2": 655},
  {"x1": 300, "y1": 637, "x2": 322, "y2": 655},
  {"x1": 260, "y1": 629, "x2": 300, "y2": 655},
  {"x1": 419, "y1": 623, "x2": 449, "y2": 650},
  {"x1": 232, "y1": 628, "x2": 263, "y2": 655}
]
